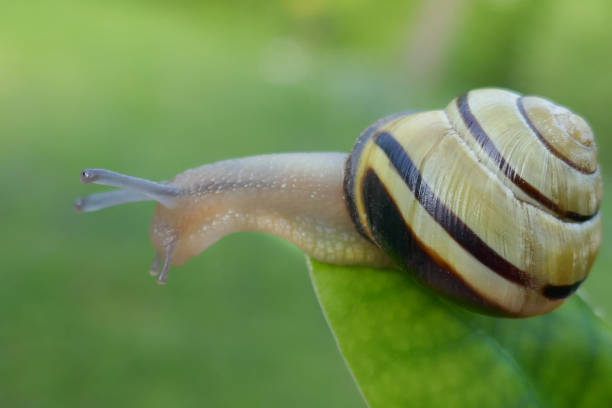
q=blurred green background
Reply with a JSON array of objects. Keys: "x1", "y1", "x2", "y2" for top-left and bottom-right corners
[{"x1": 1, "y1": 0, "x2": 611, "y2": 406}]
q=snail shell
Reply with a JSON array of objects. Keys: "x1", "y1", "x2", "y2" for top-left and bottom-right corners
[{"x1": 344, "y1": 88, "x2": 602, "y2": 316}]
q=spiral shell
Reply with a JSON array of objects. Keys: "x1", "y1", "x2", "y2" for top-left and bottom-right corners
[{"x1": 344, "y1": 88, "x2": 602, "y2": 317}]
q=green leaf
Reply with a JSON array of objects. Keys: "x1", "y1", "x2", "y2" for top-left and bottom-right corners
[{"x1": 308, "y1": 259, "x2": 612, "y2": 408}]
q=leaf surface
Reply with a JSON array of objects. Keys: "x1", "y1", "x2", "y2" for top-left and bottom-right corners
[{"x1": 309, "y1": 259, "x2": 612, "y2": 408}]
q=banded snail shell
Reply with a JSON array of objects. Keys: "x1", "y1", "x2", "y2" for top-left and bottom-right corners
[{"x1": 344, "y1": 88, "x2": 602, "y2": 317}]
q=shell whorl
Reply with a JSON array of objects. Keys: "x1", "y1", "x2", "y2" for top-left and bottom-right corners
[
  {"x1": 446, "y1": 89, "x2": 601, "y2": 221},
  {"x1": 344, "y1": 88, "x2": 602, "y2": 317}
]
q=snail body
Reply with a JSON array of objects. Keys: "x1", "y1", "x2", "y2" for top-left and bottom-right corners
[{"x1": 75, "y1": 88, "x2": 602, "y2": 317}]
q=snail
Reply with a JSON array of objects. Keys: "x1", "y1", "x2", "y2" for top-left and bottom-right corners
[{"x1": 75, "y1": 88, "x2": 602, "y2": 317}]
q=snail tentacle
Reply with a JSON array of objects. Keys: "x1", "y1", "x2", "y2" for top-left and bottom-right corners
[
  {"x1": 78, "y1": 168, "x2": 180, "y2": 209},
  {"x1": 74, "y1": 189, "x2": 152, "y2": 213}
]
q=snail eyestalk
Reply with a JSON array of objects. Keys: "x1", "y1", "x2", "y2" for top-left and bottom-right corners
[
  {"x1": 76, "y1": 168, "x2": 180, "y2": 210},
  {"x1": 74, "y1": 189, "x2": 152, "y2": 213}
]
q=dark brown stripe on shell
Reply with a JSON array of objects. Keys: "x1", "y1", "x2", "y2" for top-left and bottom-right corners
[
  {"x1": 516, "y1": 97, "x2": 595, "y2": 175},
  {"x1": 361, "y1": 169, "x2": 508, "y2": 316},
  {"x1": 542, "y1": 279, "x2": 584, "y2": 300},
  {"x1": 374, "y1": 131, "x2": 533, "y2": 287},
  {"x1": 457, "y1": 93, "x2": 594, "y2": 223},
  {"x1": 344, "y1": 111, "x2": 417, "y2": 243}
]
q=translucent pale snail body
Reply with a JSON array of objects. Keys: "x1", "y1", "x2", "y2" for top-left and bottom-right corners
[{"x1": 75, "y1": 88, "x2": 602, "y2": 317}]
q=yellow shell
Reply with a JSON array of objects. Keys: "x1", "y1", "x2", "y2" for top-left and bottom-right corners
[{"x1": 344, "y1": 88, "x2": 602, "y2": 317}]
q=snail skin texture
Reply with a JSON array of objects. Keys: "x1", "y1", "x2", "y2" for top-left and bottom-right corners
[{"x1": 75, "y1": 88, "x2": 602, "y2": 318}]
